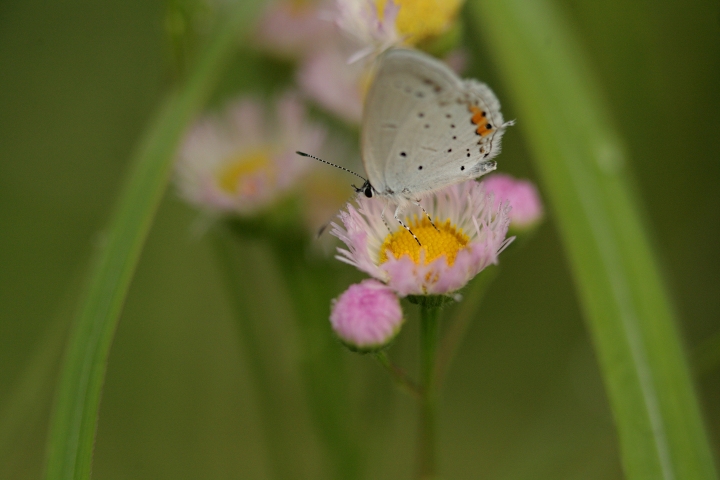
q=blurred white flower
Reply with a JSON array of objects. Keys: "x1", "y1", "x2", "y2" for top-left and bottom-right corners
[{"x1": 176, "y1": 92, "x2": 325, "y2": 216}]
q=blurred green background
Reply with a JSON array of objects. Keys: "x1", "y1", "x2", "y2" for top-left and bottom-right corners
[{"x1": 0, "y1": 0, "x2": 718, "y2": 478}]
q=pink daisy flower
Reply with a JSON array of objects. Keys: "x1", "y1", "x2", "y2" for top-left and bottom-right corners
[
  {"x1": 330, "y1": 279, "x2": 404, "y2": 351},
  {"x1": 175, "y1": 92, "x2": 325, "y2": 216},
  {"x1": 481, "y1": 173, "x2": 544, "y2": 231},
  {"x1": 330, "y1": 180, "x2": 513, "y2": 296}
]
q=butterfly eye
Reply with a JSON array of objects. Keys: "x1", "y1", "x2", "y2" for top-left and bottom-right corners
[{"x1": 364, "y1": 185, "x2": 373, "y2": 198}]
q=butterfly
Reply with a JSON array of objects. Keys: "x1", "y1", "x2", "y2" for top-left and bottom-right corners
[
  {"x1": 357, "y1": 48, "x2": 513, "y2": 241},
  {"x1": 299, "y1": 48, "x2": 512, "y2": 243}
]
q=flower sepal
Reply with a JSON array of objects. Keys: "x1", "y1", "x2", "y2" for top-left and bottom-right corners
[
  {"x1": 406, "y1": 294, "x2": 457, "y2": 308},
  {"x1": 336, "y1": 334, "x2": 398, "y2": 355}
]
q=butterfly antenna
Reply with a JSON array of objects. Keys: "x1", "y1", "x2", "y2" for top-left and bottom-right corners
[{"x1": 296, "y1": 151, "x2": 367, "y2": 182}]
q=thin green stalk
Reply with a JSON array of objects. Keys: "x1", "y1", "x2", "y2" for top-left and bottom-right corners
[
  {"x1": 43, "y1": 3, "x2": 263, "y2": 479},
  {"x1": 223, "y1": 215, "x2": 362, "y2": 479},
  {"x1": 374, "y1": 352, "x2": 422, "y2": 398},
  {"x1": 468, "y1": 0, "x2": 718, "y2": 478},
  {"x1": 417, "y1": 304, "x2": 441, "y2": 480},
  {"x1": 263, "y1": 233, "x2": 361, "y2": 480},
  {"x1": 434, "y1": 266, "x2": 498, "y2": 389},
  {"x1": 211, "y1": 229, "x2": 297, "y2": 480},
  {"x1": 282, "y1": 262, "x2": 361, "y2": 480}
]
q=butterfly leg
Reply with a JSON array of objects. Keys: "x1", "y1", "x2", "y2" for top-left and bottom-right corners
[
  {"x1": 380, "y1": 206, "x2": 393, "y2": 234},
  {"x1": 413, "y1": 200, "x2": 439, "y2": 232},
  {"x1": 394, "y1": 205, "x2": 421, "y2": 246}
]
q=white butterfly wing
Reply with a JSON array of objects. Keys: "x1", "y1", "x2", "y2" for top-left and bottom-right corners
[
  {"x1": 361, "y1": 49, "x2": 461, "y2": 194},
  {"x1": 362, "y1": 49, "x2": 510, "y2": 201}
]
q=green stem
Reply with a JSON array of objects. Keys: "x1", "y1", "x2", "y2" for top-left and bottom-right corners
[
  {"x1": 225, "y1": 218, "x2": 361, "y2": 478},
  {"x1": 211, "y1": 229, "x2": 297, "y2": 480},
  {"x1": 434, "y1": 267, "x2": 498, "y2": 389},
  {"x1": 692, "y1": 330, "x2": 720, "y2": 378},
  {"x1": 417, "y1": 304, "x2": 441, "y2": 480},
  {"x1": 284, "y1": 264, "x2": 361, "y2": 480},
  {"x1": 259, "y1": 232, "x2": 361, "y2": 480},
  {"x1": 468, "y1": 0, "x2": 718, "y2": 478},
  {"x1": 42, "y1": 3, "x2": 263, "y2": 479},
  {"x1": 374, "y1": 352, "x2": 422, "y2": 398}
]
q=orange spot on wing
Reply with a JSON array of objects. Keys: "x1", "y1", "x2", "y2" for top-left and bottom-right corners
[{"x1": 468, "y1": 105, "x2": 492, "y2": 137}]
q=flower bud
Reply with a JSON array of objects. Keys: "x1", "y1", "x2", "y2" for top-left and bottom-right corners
[
  {"x1": 330, "y1": 280, "x2": 404, "y2": 352},
  {"x1": 481, "y1": 173, "x2": 544, "y2": 232}
]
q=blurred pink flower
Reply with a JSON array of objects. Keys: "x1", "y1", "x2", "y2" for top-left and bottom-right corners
[
  {"x1": 330, "y1": 279, "x2": 404, "y2": 351},
  {"x1": 297, "y1": 46, "x2": 367, "y2": 124},
  {"x1": 481, "y1": 173, "x2": 544, "y2": 230},
  {"x1": 254, "y1": 0, "x2": 334, "y2": 59},
  {"x1": 175, "y1": 92, "x2": 325, "y2": 216},
  {"x1": 330, "y1": 181, "x2": 513, "y2": 296}
]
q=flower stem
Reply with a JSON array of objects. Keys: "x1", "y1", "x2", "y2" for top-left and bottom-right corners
[
  {"x1": 211, "y1": 229, "x2": 298, "y2": 480},
  {"x1": 269, "y1": 238, "x2": 362, "y2": 480},
  {"x1": 374, "y1": 351, "x2": 422, "y2": 398},
  {"x1": 417, "y1": 304, "x2": 441, "y2": 480},
  {"x1": 225, "y1": 218, "x2": 361, "y2": 479},
  {"x1": 284, "y1": 271, "x2": 361, "y2": 480}
]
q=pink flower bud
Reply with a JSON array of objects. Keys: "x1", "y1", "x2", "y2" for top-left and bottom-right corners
[
  {"x1": 330, "y1": 280, "x2": 404, "y2": 351},
  {"x1": 481, "y1": 174, "x2": 544, "y2": 230}
]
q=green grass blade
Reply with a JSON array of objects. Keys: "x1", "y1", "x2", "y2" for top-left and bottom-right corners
[
  {"x1": 468, "y1": 0, "x2": 718, "y2": 478},
  {"x1": 43, "y1": 3, "x2": 263, "y2": 479}
]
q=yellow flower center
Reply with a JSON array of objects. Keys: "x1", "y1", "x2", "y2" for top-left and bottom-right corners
[
  {"x1": 375, "y1": 0, "x2": 464, "y2": 45},
  {"x1": 378, "y1": 217, "x2": 469, "y2": 265},
  {"x1": 217, "y1": 148, "x2": 275, "y2": 195}
]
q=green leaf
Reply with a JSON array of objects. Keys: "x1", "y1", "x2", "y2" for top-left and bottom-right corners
[
  {"x1": 43, "y1": 3, "x2": 263, "y2": 479},
  {"x1": 467, "y1": 0, "x2": 718, "y2": 478}
]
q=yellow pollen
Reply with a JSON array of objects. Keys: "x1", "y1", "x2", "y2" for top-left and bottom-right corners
[
  {"x1": 217, "y1": 148, "x2": 275, "y2": 195},
  {"x1": 375, "y1": 0, "x2": 464, "y2": 45},
  {"x1": 379, "y1": 217, "x2": 469, "y2": 265}
]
